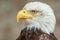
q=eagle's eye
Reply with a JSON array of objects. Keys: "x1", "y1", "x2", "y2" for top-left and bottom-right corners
[{"x1": 30, "y1": 10, "x2": 37, "y2": 14}]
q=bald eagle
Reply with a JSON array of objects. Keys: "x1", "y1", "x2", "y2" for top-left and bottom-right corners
[{"x1": 16, "y1": 2, "x2": 57, "y2": 40}]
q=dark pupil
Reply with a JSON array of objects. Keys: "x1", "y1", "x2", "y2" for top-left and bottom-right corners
[{"x1": 31, "y1": 10, "x2": 35, "y2": 12}]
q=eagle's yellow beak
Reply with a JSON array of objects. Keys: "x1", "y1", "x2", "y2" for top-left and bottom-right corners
[{"x1": 16, "y1": 10, "x2": 34, "y2": 22}]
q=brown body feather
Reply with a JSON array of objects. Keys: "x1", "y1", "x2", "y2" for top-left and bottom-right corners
[{"x1": 16, "y1": 28, "x2": 57, "y2": 40}]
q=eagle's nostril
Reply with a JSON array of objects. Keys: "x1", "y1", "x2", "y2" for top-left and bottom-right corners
[
  {"x1": 22, "y1": 10, "x2": 27, "y2": 14},
  {"x1": 23, "y1": 11, "x2": 26, "y2": 13}
]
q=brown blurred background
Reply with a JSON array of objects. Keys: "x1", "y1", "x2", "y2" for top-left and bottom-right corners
[{"x1": 0, "y1": 0, "x2": 60, "y2": 40}]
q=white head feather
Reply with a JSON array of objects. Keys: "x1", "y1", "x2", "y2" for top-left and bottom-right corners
[{"x1": 19, "y1": 2, "x2": 56, "y2": 34}]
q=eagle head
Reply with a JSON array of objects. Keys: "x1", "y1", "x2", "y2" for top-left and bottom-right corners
[{"x1": 16, "y1": 2, "x2": 56, "y2": 34}]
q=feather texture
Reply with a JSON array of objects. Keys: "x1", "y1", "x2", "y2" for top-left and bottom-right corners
[{"x1": 16, "y1": 27, "x2": 57, "y2": 40}]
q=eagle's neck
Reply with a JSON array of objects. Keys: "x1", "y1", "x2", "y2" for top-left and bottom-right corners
[
  {"x1": 20, "y1": 18, "x2": 55, "y2": 35},
  {"x1": 26, "y1": 21, "x2": 40, "y2": 30}
]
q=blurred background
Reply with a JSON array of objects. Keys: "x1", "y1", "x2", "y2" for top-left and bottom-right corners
[{"x1": 0, "y1": 0, "x2": 60, "y2": 40}]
